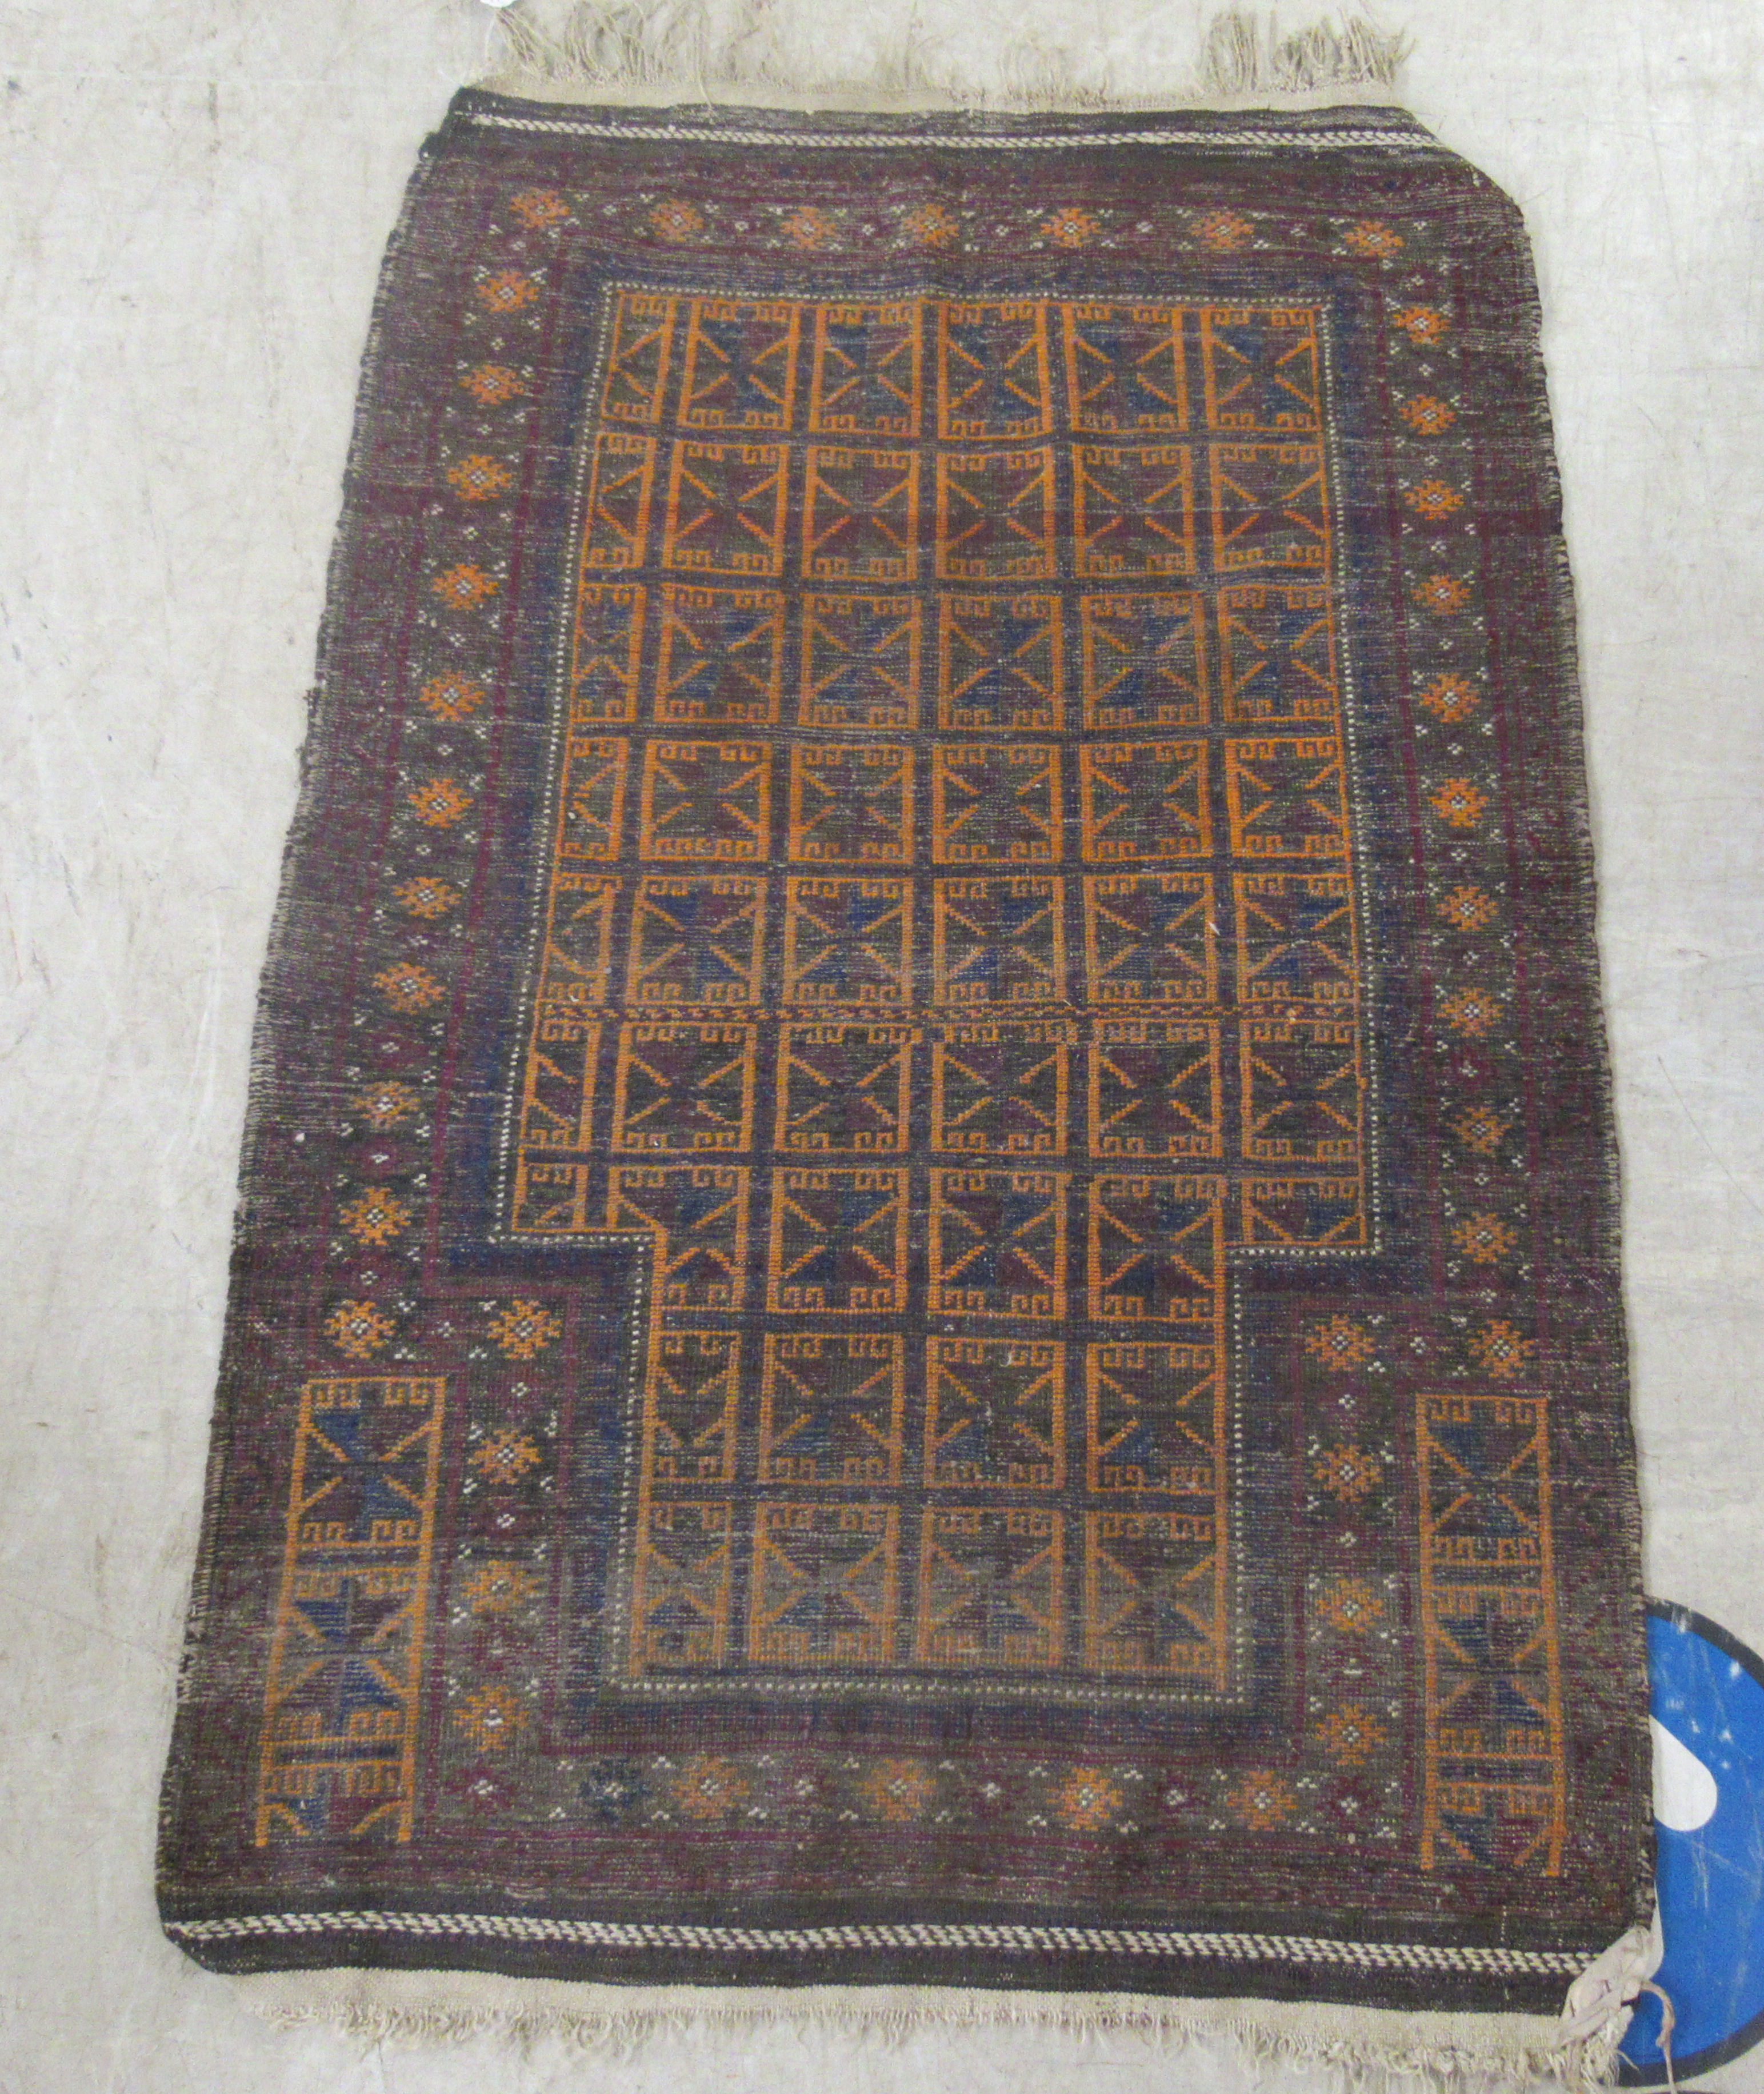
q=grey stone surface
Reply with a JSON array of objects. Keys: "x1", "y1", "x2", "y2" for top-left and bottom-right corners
[{"x1": 2, "y1": 2, "x2": 1759, "y2": 2083}]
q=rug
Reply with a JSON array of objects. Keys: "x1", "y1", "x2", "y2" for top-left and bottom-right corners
[{"x1": 156, "y1": 86, "x2": 1653, "y2": 2072}]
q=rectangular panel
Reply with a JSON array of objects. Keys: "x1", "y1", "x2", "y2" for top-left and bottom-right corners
[
  {"x1": 925, "y1": 1336, "x2": 1065, "y2": 1488},
  {"x1": 1062, "y1": 301, "x2": 1189, "y2": 433},
  {"x1": 1210, "y1": 443, "x2": 1330, "y2": 572},
  {"x1": 938, "y1": 594, "x2": 1063, "y2": 731},
  {"x1": 679, "y1": 297, "x2": 801, "y2": 430},
  {"x1": 1217, "y1": 583, "x2": 1338, "y2": 724},
  {"x1": 643, "y1": 1329, "x2": 742, "y2": 1483},
  {"x1": 511, "y1": 293, "x2": 1373, "y2": 1702},
  {"x1": 599, "y1": 290, "x2": 678, "y2": 425},
  {"x1": 801, "y1": 593, "x2": 921, "y2": 729},
  {"x1": 929, "y1": 1168, "x2": 1069, "y2": 1320},
  {"x1": 1201, "y1": 305, "x2": 1321, "y2": 433},
  {"x1": 1082, "y1": 871, "x2": 1216, "y2": 1006},
  {"x1": 1087, "y1": 1174, "x2": 1224, "y2": 1324},
  {"x1": 767, "y1": 1166, "x2": 910, "y2": 1313},
  {"x1": 655, "y1": 584, "x2": 785, "y2": 726},
  {"x1": 774, "y1": 1021, "x2": 915, "y2": 1154},
  {"x1": 1224, "y1": 736, "x2": 1351, "y2": 861},
  {"x1": 1073, "y1": 444, "x2": 1196, "y2": 577},
  {"x1": 937, "y1": 301, "x2": 1054, "y2": 439},
  {"x1": 930, "y1": 1018, "x2": 1071, "y2": 1156},
  {"x1": 931, "y1": 744, "x2": 1062, "y2": 864},
  {"x1": 1089, "y1": 1018, "x2": 1222, "y2": 1160},
  {"x1": 759, "y1": 1332, "x2": 906, "y2": 1484},
  {"x1": 638, "y1": 740, "x2": 771, "y2": 862},
  {"x1": 255, "y1": 1377, "x2": 445, "y2": 1844},
  {"x1": 1079, "y1": 740, "x2": 1209, "y2": 861},
  {"x1": 607, "y1": 1163, "x2": 750, "y2": 1311},
  {"x1": 809, "y1": 299, "x2": 923, "y2": 437},
  {"x1": 662, "y1": 439, "x2": 790, "y2": 576},
  {"x1": 804, "y1": 446, "x2": 921, "y2": 581},
  {"x1": 611, "y1": 1020, "x2": 758, "y2": 1154},
  {"x1": 935, "y1": 449, "x2": 1057, "y2": 581},
  {"x1": 1416, "y1": 1394, "x2": 1566, "y2": 1876},
  {"x1": 572, "y1": 580, "x2": 646, "y2": 723},
  {"x1": 1086, "y1": 1339, "x2": 1223, "y2": 1493},
  {"x1": 783, "y1": 876, "x2": 913, "y2": 1008},
  {"x1": 625, "y1": 874, "x2": 766, "y2": 1007},
  {"x1": 627, "y1": 1498, "x2": 734, "y2": 1675},
  {"x1": 788, "y1": 742, "x2": 914, "y2": 865},
  {"x1": 1079, "y1": 592, "x2": 1207, "y2": 732},
  {"x1": 750, "y1": 1502, "x2": 901, "y2": 1666},
  {"x1": 581, "y1": 431, "x2": 657, "y2": 570},
  {"x1": 915, "y1": 1506, "x2": 1062, "y2": 1668},
  {"x1": 933, "y1": 876, "x2": 1066, "y2": 1005}
]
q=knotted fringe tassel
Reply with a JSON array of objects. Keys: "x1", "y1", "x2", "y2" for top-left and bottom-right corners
[
  {"x1": 488, "y1": 3, "x2": 1409, "y2": 110},
  {"x1": 238, "y1": 1963, "x2": 1642, "y2": 2091},
  {"x1": 1198, "y1": 10, "x2": 1407, "y2": 94}
]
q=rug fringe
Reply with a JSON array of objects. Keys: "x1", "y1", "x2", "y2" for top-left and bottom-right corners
[
  {"x1": 235, "y1": 1967, "x2": 1626, "y2": 2089},
  {"x1": 485, "y1": 3, "x2": 1410, "y2": 110}
]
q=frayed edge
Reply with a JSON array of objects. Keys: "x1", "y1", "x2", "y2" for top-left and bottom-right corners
[
  {"x1": 1198, "y1": 9, "x2": 1409, "y2": 95},
  {"x1": 485, "y1": 2, "x2": 1409, "y2": 111},
  {"x1": 234, "y1": 1969, "x2": 1626, "y2": 2090}
]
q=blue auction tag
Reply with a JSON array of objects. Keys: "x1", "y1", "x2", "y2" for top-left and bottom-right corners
[{"x1": 1620, "y1": 1601, "x2": 1764, "y2": 2085}]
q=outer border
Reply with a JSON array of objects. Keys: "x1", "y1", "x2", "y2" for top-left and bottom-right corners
[{"x1": 155, "y1": 87, "x2": 1651, "y2": 2022}]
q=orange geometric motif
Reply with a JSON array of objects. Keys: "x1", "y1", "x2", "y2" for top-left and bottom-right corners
[
  {"x1": 1226, "y1": 1769, "x2": 1297, "y2": 1830},
  {"x1": 1429, "y1": 777, "x2": 1487, "y2": 828},
  {"x1": 509, "y1": 187, "x2": 569, "y2": 231},
  {"x1": 324, "y1": 1299, "x2": 395, "y2": 1358},
  {"x1": 487, "y1": 1298, "x2": 563, "y2": 1360},
  {"x1": 446, "y1": 454, "x2": 514, "y2": 502},
  {"x1": 648, "y1": 200, "x2": 704, "y2": 243},
  {"x1": 460, "y1": 363, "x2": 529, "y2": 406},
  {"x1": 1413, "y1": 572, "x2": 1473, "y2": 615},
  {"x1": 1063, "y1": 303, "x2": 1188, "y2": 433},
  {"x1": 781, "y1": 206, "x2": 835, "y2": 250},
  {"x1": 374, "y1": 961, "x2": 444, "y2": 1012},
  {"x1": 900, "y1": 202, "x2": 958, "y2": 247},
  {"x1": 1042, "y1": 206, "x2": 1101, "y2": 250},
  {"x1": 339, "y1": 1187, "x2": 413, "y2": 1246},
  {"x1": 1342, "y1": 220, "x2": 1404, "y2": 257},
  {"x1": 1452, "y1": 1212, "x2": 1517, "y2": 1264},
  {"x1": 476, "y1": 270, "x2": 538, "y2": 314},
  {"x1": 430, "y1": 563, "x2": 499, "y2": 610},
  {"x1": 417, "y1": 672, "x2": 486, "y2": 720},
  {"x1": 1399, "y1": 394, "x2": 1457, "y2": 434},
  {"x1": 395, "y1": 877, "x2": 461, "y2": 919},
  {"x1": 1391, "y1": 305, "x2": 1450, "y2": 343},
  {"x1": 1418, "y1": 672, "x2": 1480, "y2": 722},
  {"x1": 1194, "y1": 209, "x2": 1253, "y2": 253},
  {"x1": 409, "y1": 777, "x2": 472, "y2": 828}
]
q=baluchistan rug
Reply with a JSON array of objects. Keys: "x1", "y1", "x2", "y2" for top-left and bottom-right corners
[{"x1": 157, "y1": 89, "x2": 1654, "y2": 2072}]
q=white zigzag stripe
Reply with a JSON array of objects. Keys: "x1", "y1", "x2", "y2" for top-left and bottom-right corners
[{"x1": 168, "y1": 1909, "x2": 1583, "y2": 1973}]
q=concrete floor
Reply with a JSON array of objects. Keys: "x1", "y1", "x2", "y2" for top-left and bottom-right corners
[{"x1": 2, "y1": 1, "x2": 1761, "y2": 2086}]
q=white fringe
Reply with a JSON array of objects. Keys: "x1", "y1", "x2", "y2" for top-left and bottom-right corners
[
  {"x1": 237, "y1": 1967, "x2": 1627, "y2": 2090},
  {"x1": 484, "y1": 3, "x2": 1410, "y2": 113}
]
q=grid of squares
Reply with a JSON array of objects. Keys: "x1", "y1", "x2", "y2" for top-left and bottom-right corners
[{"x1": 513, "y1": 291, "x2": 1369, "y2": 1695}]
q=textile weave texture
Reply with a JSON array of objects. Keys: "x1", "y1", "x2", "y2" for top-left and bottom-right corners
[{"x1": 158, "y1": 93, "x2": 1652, "y2": 2019}]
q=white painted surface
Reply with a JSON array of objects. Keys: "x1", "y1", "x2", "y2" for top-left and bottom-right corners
[
  {"x1": 1, "y1": 2, "x2": 1761, "y2": 2085},
  {"x1": 1651, "y1": 1716, "x2": 1720, "y2": 1835}
]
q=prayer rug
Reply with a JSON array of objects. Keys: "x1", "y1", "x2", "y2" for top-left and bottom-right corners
[{"x1": 158, "y1": 91, "x2": 1653, "y2": 2063}]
